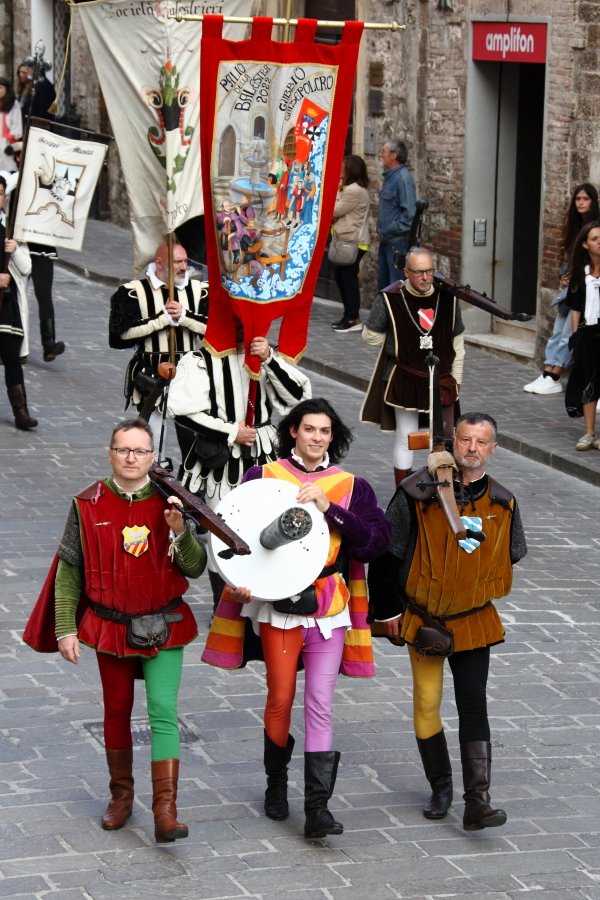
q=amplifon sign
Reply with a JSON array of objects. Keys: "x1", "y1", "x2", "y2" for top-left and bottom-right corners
[{"x1": 472, "y1": 22, "x2": 548, "y2": 64}]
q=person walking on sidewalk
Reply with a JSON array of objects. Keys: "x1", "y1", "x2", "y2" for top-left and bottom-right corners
[
  {"x1": 0, "y1": 175, "x2": 36, "y2": 429},
  {"x1": 202, "y1": 398, "x2": 390, "y2": 838},
  {"x1": 376, "y1": 137, "x2": 416, "y2": 290},
  {"x1": 564, "y1": 220, "x2": 600, "y2": 450},
  {"x1": 524, "y1": 182, "x2": 599, "y2": 395},
  {"x1": 361, "y1": 246, "x2": 465, "y2": 486},
  {"x1": 368, "y1": 412, "x2": 527, "y2": 831},
  {"x1": 11, "y1": 65, "x2": 65, "y2": 363},
  {"x1": 27, "y1": 418, "x2": 206, "y2": 842},
  {"x1": 330, "y1": 155, "x2": 370, "y2": 333}
]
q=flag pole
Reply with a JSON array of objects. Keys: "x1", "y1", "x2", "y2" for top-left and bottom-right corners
[{"x1": 168, "y1": 13, "x2": 404, "y2": 31}]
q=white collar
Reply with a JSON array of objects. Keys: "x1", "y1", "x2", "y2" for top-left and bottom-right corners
[
  {"x1": 291, "y1": 448, "x2": 330, "y2": 472},
  {"x1": 146, "y1": 261, "x2": 190, "y2": 291}
]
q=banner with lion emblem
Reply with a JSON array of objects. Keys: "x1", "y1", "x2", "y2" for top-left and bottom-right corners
[{"x1": 77, "y1": 0, "x2": 250, "y2": 270}]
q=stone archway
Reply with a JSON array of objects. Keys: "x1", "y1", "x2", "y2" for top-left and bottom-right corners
[{"x1": 218, "y1": 125, "x2": 236, "y2": 176}]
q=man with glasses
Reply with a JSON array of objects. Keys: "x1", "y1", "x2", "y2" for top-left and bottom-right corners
[
  {"x1": 376, "y1": 138, "x2": 416, "y2": 290},
  {"x1": 42, "y1": 418, "x2": 206, "y2": 843},
  {"x1": 361, "y1": 247, "x2": 465, "y2": 485},
  {"x1": 109, "y1": 239, "x2": 209, "y2": 445}
]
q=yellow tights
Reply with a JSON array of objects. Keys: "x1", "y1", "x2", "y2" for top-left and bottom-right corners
[{"x1": 408, "y1": 644, "x2": 445, "y2": 739}]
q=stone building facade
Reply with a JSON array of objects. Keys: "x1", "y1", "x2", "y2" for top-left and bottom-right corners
[{"x1": 3, "y1": 0, "x2": 600, "y2": 361}]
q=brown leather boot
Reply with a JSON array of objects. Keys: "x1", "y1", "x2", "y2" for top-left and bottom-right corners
[
  {"x1": 7, "y1": 384, "x2": 38, "y2": 430},
  {"x1": 101, "y1": 747, "x2": 134, "y2": 830},
  {"x1": 151, "y1": 759, "x2": 188, "y2": 843}
]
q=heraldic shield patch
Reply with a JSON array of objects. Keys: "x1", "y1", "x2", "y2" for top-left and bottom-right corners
[{"x1": 122, "y1": 525, "x2": 150, "y2": 557}]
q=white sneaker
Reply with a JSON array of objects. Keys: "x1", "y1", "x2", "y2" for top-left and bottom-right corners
[
  {"x1": 531, "y1": 376, "x2": 563, "y2": 395},
  {"x1": 523, "y1": 374, "x2": 545, "y2": 392},
  {"x1": 576, "y1": 433, "x2": 595, "y2": 451}
]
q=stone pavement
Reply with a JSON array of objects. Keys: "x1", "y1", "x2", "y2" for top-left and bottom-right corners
[
  {"x1": 1, "y1": 228, "x2": 599, "y2": 898},
  {"x1": 59, "y1": 220, "x2": 600, "y2": 489}
]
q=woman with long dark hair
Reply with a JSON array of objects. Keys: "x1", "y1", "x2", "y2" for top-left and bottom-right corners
[
  {"x1": 524, "y1": 182, "x2": 599, "y2": 394},
  {"x1": 331, "y1": 155, "x2": 370, "y2": 333},
  {"x1": 564, "y1": 219, "x2": 600, "y2": 449},
  {"x1": 0, "y1": 76, "x2": 22, "y2": 172}
]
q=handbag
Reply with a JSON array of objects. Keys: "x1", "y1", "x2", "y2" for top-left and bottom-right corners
[
  {"x1": 328, "y1": 235, "x2": 360, "y2": 266},
  {"x1": 328, "y1": 200, "x2": 370, "y2": 266},
  {"x1": 409, "y1": 604, "x2": 454, "y2": 657},
  {"x1": 192, "y1": 424, "x2": 230, "y2": 469}
]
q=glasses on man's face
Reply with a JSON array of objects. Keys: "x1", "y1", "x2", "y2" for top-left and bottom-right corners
[
  {"x1": 111, "y1": 447, "x2": 154, "y2": 460},
  {"x1": 406, "y1": 267, "x2": 435, "y2": 278}
]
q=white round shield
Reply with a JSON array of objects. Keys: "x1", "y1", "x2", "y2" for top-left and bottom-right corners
[{"x1": 208, "y1": 479, "x2": 330, "y2": 601}]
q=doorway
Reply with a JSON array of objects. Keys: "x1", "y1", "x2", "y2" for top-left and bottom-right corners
[{"x1": 462, "y1": 57, "x2": 545, "y2": 326}]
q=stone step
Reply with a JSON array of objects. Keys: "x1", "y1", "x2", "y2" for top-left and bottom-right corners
[{"x1": 465, "y1": 331, "x2": 536, "y2": 364}]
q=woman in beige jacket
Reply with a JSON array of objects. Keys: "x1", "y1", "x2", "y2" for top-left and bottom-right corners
[{"x1": 331, "y1": 156, "x2": 370, "y2": 333}]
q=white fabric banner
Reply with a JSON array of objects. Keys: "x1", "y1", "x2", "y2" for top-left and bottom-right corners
[
  {"x1": 77, "y1": 0, "x2": 249, "y2": 270},
  {"x1": 13, "y1": 126, "x2": 108, "y2": 250}
]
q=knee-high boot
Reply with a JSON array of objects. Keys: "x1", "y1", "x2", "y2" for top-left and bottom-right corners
[
  {"x1": 101, "y1": 747, "x2": 134, "y2": 830},
  {"x1": 460, "y1": 740, "x2": 507, "y2": 830},
  {"x1": 264, "y1": 731, "x2": 295, "y2": 820},
  {"x1": 151, "y1": 759, "x2": 188, "y2": 843},
  {"x1": 416, "y1": 730, "x2": 453, "y2": 819},
  {"x1": 304, "y1": 750, "x2": 343, "y2": 838},
  {"x1": 7, "y1": 384, "x2": 38, "y2": 430},
  {"x1": 40, "y1": 318, "x2": 65, "y2": 362}
]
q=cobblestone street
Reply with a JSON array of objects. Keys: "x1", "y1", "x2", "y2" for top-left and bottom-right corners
[{"x1": 1, "y1": 252, "x2": 600, "y2": 898}]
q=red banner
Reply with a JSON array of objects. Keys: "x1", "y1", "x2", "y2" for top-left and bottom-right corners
[{"x1": 200, "y1": 15, "x2": 364, "y2": 376}]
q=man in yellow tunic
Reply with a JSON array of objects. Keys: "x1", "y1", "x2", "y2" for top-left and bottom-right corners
[{"x1": 369, "y1": 412, "x2": 527, "y2": 830}]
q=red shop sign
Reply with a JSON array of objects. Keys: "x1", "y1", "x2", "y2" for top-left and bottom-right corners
[{"x1": 472, "y1": 22, "x2": 548, "y2": 64}]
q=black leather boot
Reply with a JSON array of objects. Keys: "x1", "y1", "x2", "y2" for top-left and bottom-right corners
[
  {"x1": 40, "y1": 318, "x2": 65, "y2": 362},
  {"x1": 7, "y1": 384, "x2": 38, "y2": 430},
  {"x1": 460, "y1": 740, "x2": 507, "y2": 830},
  {"x1": 264, "y1": 731, "x2": 295, "y2": 820},
  {"x1": 416, "y1": 730, "x2": 453, "y2": 819},
  {"x1": 304, "y1": 750, "x2": 343, "y2": 838}
]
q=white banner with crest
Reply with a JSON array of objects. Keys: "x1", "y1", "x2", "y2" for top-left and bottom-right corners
[{"x1": 77, "y1": 0, "x2": 250, "y2": 270}]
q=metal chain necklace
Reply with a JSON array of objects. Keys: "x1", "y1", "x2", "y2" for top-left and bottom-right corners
[{"x1": 398, "y1": 286, "x2": 440, "y2": 349}]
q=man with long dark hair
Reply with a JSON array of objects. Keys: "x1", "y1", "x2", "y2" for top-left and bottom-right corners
[{"x1": 202, "y1": 397, "x2": 390, "y2": 839}]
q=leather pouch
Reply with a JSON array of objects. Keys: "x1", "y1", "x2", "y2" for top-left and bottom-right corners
[
  {"x1": 273, "y1": 586, "x2": 318, "y2": 615},
  {"x1": 126, "y1": 611, "x2": 183, "y2": 649}
]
